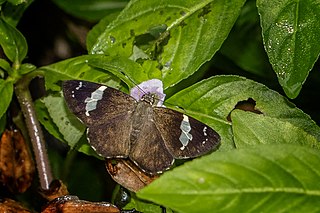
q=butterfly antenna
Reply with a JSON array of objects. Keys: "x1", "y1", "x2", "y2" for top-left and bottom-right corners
[{"x1": 119, "y1": 71, "x2": 147, "y2": 95}]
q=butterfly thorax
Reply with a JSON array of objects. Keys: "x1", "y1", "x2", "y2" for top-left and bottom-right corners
[
  {"x1": 140, "y1": 93, "x2": 158, "y2": 106},
  {"x1": 130, "y1": 100, "x2": 154, "y2": 145}
]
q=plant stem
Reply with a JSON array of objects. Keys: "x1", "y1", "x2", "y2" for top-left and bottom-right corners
[{"x1": 14, "y1": 73, "x2": 53, "y2": 190}]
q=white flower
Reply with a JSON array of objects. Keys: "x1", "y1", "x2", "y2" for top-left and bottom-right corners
[{"x1": 130, "y1": 79, "x2": 166, "y2": 107}]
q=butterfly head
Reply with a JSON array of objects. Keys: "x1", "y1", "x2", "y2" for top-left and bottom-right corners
[
  {"x1": 130, "y1": 79, "x2": 166, "y2": 107},
  {"x1": 140, "y1": 92, "x2": 160, "y2": 106}
]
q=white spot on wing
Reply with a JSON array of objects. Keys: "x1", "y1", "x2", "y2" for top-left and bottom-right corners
[
  {"x1": 71, "y1": 82, "x2": 83, "y2": 98},
  {"x1": 84, "y1": 86, "x2": 107, "y2": 116},
  {"x1": 179, "y1": 115, "x2": 193, "y2": 150},
  {"x1": 202, "y1": 138, "x2": 208, "y2": 145},
  {"x1": 76, "y1": 81, "x2": 83, "y2": 90},
  {"x1": 203, "y1": 126, "x2": 207, "y2": 136}
]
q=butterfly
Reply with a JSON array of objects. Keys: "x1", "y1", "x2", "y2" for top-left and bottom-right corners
[{"x1": 63, "y1": 79, "x2": 220, "y2": 174}]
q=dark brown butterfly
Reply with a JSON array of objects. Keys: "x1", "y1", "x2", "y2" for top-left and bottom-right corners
[{"x1": 63, "y1": 80, "x2": 220, "y2": 174}]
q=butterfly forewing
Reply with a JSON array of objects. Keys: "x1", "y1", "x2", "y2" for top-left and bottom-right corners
[
  {"x1": 63, "y1": 80, "x2": 136, "y2": 158},
  {"x1": 63, "y1": 80, "x2": 136, "y2": 126},
  {"x1": 153, "y1": 107, "x2": 220, "y2": 159}
]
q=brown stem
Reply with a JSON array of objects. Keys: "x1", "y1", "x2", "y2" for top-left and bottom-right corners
[{"x1": 14, "y1": 75, "x2": 53, "y2": 190}]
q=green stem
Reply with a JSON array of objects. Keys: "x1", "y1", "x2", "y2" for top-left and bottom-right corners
[{"x1": 14, "y1": 71, "x2": 53, "y2": 190}]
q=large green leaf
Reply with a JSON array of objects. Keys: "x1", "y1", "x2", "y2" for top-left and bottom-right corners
[
  {"x1": 0, "y1": 79, "x2": 13, "y2": 119},
  {"x1": 90, "y1": 0, "x2": 246, "y2": 88},
  {"x1": 257, "y1": 0, "x2": 320, "y2": 98},
  {"x1": 86, "y1": 13, "x2": 120, "y2": 51},
  {"x1": 39, "y1": 55, "x2": 122, "y2": 91},
  {"x1": 88, "y1": 55, "x2": 158, "y2": 88},
  {"x1": 166, "y1": 75, "x2": 320, "y2": 151},
  {"x1": 52, "y1": 0, "x2": 128, "y2": 21},
  {"x1": 138, "y1": 144, "x2": 320, "y2": 212},
  {"x1": 232, "y1": 110, "x2": 320, "y2": 149},
  {"x1": 0, "y1": 18, "x2": 27, "y2": 63}
]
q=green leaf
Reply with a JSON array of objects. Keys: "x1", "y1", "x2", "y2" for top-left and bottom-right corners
[
  {"x1": 34, "y1": 99, "x2": 66, "y2": 143},
  {"x1": 0, "y1": 58, "x2": 11, "y2": 72},
  {"x1": 39, "y1": 55, "x2": 122, "y2": 91},
  {"x1": 166, "y1": 75, "x2": 320, "y2": 151},
  {"x1": 42, "y1": 95, "x2": 86, "y2": 149},
  {"x1": 1, "y1": 0, "x2": 33, "y2": 26},
  {"x1": 90, "y1": 0, "x2": 246, "y2": 88},
  {"x1": 88, "y1": 55, "x2": 156, "y2": 88},
  {"x1": 86, "y1": 12, "x2": 120, "y2": 51},
  {"x1": 0, "y1": 79, "x2": 13, "y2": 119},
  {"x1": 77, "y1": 142, "x2": 101, "y2": 158},
  {"x1": 257, "y1": 0, "x2": 320, "y2": 98},
  {"x1": 52, "y1": 0, "x2": 128, "y2": 21},
  {"x1": 138, "y1": 144, "x2": 320, "y2": 212},
  {"x1": 220, "y1": 0, "x2": 273, "y2": 78},
  {"x1": 0, "y1": 58, "x2": 12, "y2": 77},
  {"x1": 18, "y1": 63, "x2": 36, "y2": 75},
  {"x1": 0, "y1": 18, "x2": 27, "y2": 64},
  {"x1": 232, "y1": 110, "x2": 320, "y2": 149},
  {"x1": 124, "y1": 193, "x2": 170, "y2": 213},
  {"x1": 34, "y1": 98, "x2": 99, "y2": 158}
]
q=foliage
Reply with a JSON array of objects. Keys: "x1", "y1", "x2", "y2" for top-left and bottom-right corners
[
  {"x1": 0, "y1": 0, "x2": 320, "y2": 212},
  {"x1": 138, "y1": 144, "x2": 320, "y2": 212}
]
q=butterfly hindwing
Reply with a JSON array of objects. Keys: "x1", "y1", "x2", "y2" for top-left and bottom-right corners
[
  {"x1": 129, "y1": 120, "x2": 174, "y2": 174},
  {"x1": 128, "y1": 101, "x2": 174, "y2": 174},
  {"x1": 87, "y1": 112, "x2": 133, "y2": 158},
  {"x1": 153, "y1": 107, "x2": 220, "y2": 159}
]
